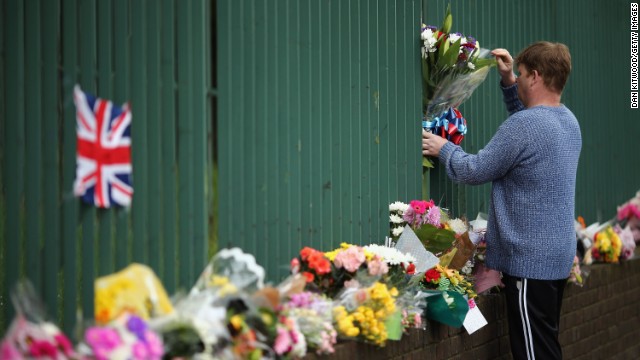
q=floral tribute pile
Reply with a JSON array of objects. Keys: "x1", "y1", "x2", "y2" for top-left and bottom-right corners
[{"x1": 2, "y1": 188, "x2": 639, "y2": 358}]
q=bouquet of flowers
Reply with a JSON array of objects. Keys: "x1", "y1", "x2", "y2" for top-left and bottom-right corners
[
  {"x1": 421, "y1": 264, "x2": 476, "y2": 299},
  {"x1": 94, "y1": 263, "x2": 174, "y2": 325},
  {"x1": 80, "y1": 314, "x2": 163, "y2": 360},
  {"x1": 617, "y1": 191, "x2": 640, "y2": 244},
  {"x1": 0, "y1": 280, "x2": 77, "y2": 360},
  {"x1": 567, "y1": 255, "x2": 584, "y2": 287},
  {"x1": 420, "y1": 5, "x2": 495, "y2": 152},
  {"x1": 332, "y1": 281, "x2": 399, "y2": 346},
  {"x1": 614, "y1": 224, "x2": 636, "y2": 260},
  {"x1": 291, "y1": 243, "x2": 391, "y2": 298},
  {"x1": 280, "y1": 292, "x2": 337, "y2": 355},
  {"x1": 389, "y1": 200, "x2": 456, "y2": 256},
  {"x1": 591, "y1": 225, "x2": 623, "y2": 263}
]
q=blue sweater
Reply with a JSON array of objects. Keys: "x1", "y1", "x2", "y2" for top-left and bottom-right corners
[{"x1": 439, "y1": 83, "x2": 582, "y2": 280}]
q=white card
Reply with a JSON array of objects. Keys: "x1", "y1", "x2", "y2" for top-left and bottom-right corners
[{"x1": 463, "y1": 299, "x2": 488, "y2": 334}]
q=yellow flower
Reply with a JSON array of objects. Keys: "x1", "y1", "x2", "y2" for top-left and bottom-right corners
[{"x1": 230, "y1": 315, "x2": 244, "y2": 330}]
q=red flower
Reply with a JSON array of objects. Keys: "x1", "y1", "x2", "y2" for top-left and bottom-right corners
[
  {"x1": 29, "y1": 341, "x2": 58, "y2": 358},
  {"x1": 290, "y1": 258, "x2": 300, "y2": 274},
  {"x1": 424, "y1": 268, "x2": 441, "y2": 284},
  {"x1": 54, "y1": 334, "x2": 74, "y2": 356},
  {"x1": 302, "y1": 271, "x2": 315, "y2": 283},
  {"x1": 405, "y1": 263, "x2": 416, "y2": 275},
  {"x1": 300, "y1": 247, "x2": 315, "y2": 261},
  {"x1": 307, "y1": 252, "x2": 331, "y2": 275}
]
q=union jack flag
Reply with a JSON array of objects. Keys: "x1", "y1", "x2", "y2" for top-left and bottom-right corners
[{"x1": 73, "y1": 85, "x2": 133, "y2": 208}]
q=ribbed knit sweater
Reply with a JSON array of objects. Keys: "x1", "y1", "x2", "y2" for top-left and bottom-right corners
[{"x1": 439, "y1": 83, "x2": 582, "y2": 280}]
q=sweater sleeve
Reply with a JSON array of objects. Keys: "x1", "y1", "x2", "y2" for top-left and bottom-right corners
[
  {"x1": 438, "y1": 115, "x2": 526, "y2": 185},
  {"x1": 501, "y1": 82, "x2": 525, "y2": 115}
]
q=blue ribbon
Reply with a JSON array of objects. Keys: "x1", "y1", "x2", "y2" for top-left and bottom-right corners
[{"x1": 422, "y1": 107, "x2": 468, "y2": 144}]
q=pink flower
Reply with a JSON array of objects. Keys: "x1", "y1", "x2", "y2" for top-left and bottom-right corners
[
  {"x1": 425, "y1": 206, "x2": 441, "y2": 227},
  {"x1": 367, "y1": 257, "x2": 389, "y2": 276},
  {"x1": 615, "y1": 225, "x2": 636, "y2": 260},
  {"x1": 333, "y1": 246, "x2": 366, "y2": 272},
  {"x1": 617, "y1": 203, "x2": 640, "y2": 221},
  {"x1": 28, "y1": 340, "x2": 58, "y2": 358},
  {"x1": 410, "y1": 200, "x2": 428, "y2": 214},
  {"x1": 1, "y1": 340, "x2": 21, "y2": 360},
  {"x1": 274, "y1": 327, "x2": 293, "y2": 355},
  {"x1": 413, "y1": 313, "x2": 422, "y2": 328},
  {"x1": 132, "y1": 341, "x2": 149, "y2": 359},
  {"x1": 290, "y1": 258, "x2": 300, "y2": 274},
  {"x1": 144, "y1": 331, "x2": 164, "y2": 359},
  {"x1": 54, "y1": 334, "x2": 74, "y2": 356}
]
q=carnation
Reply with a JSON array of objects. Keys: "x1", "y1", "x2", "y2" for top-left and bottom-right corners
[
  {"x1": 389, "y1": 201, "x2": 409, "y2": 213},
  {"x1": 392, "y1": 226, "x2": 404, "y2": 237},
  {"x1": 363, "y1": 244, "x2": 416, "y2": 265},
  {"x1": 389, "y1": 214, "x2": 404, "y2": 224},
  {"x1": 447, "y1": 218, "x2": 468, "y2": 235}
]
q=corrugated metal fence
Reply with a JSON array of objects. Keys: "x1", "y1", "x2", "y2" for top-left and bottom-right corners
[
  {"x1": 0, "y1": 0, "x2": 214, "y2": 335},
  {"x1": 2, "y1": 0, "x2": 639, "y2": 336}
]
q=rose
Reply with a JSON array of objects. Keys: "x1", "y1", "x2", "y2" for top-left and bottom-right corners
[{"x1": 424, "y1": 268, "x2": 441, "y2": 284}]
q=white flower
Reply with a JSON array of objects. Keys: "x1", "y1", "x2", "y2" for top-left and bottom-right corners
[
  {"x1": 389, "y1": 201, "x2": 409, "y2": 213},
  {"x1": 467, "y1": 62, "x2": 476, "y2": 70},
  {"x1": 364, "y1": 244, "x2": 416, "y2": 265},
  {"x1": 461, "y1": 260, "x2": 474, "y2": 275},
  {"x1": 448, "y1": 33, "x2": 462, "y2": 44},
  {"x1": 392, "y1": 226, "x2": 404, "y2": 237},
  {"x1": 389, "y1": 214, "x2": 404, "y2": 224},
  {"x1": 447, "y1": 218, "x2": 468, "y2": 235},
  {"x1": 421, "y1": 28, "x2": 438, "y2": 54}
]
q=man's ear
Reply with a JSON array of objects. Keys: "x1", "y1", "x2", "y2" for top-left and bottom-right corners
[{"x1": 531, "y1": 69, "x2": 541, "y2": 84}]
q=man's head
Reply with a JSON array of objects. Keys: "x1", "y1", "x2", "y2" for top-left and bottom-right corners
[{"x1": 515, "y1": 41, "x2": 572, "y2": 94}]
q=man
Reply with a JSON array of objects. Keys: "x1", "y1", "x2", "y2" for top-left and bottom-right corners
[{"x1": 422, "y1": 42, "x2": 582, "y2": 360}]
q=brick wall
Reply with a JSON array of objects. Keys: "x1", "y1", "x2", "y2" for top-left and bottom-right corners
[{"x1": 305, "y1": 255, "x2": 640, "y2": 360}]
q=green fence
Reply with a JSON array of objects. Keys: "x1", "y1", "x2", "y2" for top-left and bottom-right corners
[
  {"x1": 218, "y1": 0, "x2": 640, "y2": 282},
  {"x1": 0, "y1": 0, "x2": 214, "y2": 335},
  {"x1": 2, "y1": 0, "x2": 639, "y2": 337}
]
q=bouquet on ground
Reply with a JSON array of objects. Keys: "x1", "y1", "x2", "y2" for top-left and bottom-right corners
[
  {"x1": 79, "y1": 314, "x2": 163, "y2": 360},
  {"x1": 291, "y1": 243, "x2": 394, "y2": 298},
  {"x1": 591, "y1": 225, "x2": 622, "y2": 263},
  {"x1": 94, "y1": 263, "x2": 174, "y2": 325},
  {"x1": 420, "y1": 4, "x2": 495, "y2": 162},
  {"x1": 332, "y1": 281, "x2": 399, "y2": 346},
  {"x1": 156, "y1": 248, "x2": 270, "y2": 359},
  {"x1": 279, "y1": 292, "x2": 337, "y2": 356},
  {"x1": 617, "y1": 191, "x2": 640, "y2": 243},
  {"x1": 1, "y1": 281, "x2": 77, "y2": 360}
]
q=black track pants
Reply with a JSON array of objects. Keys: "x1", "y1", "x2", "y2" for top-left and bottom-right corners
[{"x1": 503, "y1": 273, "x2": 566, "y2": 360}]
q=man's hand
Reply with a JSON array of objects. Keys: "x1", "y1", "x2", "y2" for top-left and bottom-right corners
[
  {"x1": 491, "y1": 48, "x2": 516, "y2": 86},
  {"x1": 422, "y1": 130, "x2": 449, "y2": 157}
]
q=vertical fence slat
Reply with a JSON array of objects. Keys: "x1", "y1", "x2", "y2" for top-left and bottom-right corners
[
  {"x1": 113, "y1": 0, "x2": 131, "y2": 270},
  {"x1": 192, "y1": 0, "x2": 208, "y2": 269},
  {"x1": 61, "y1": 0, "x2": 79, "y2": 337},
  {"x1": 3, "y1": 0, "x2": 26, "y2": 327},
  {"x1": 146, "y1": 0, "x2": 162, "y2": 274},
  {"x1": 79, "y1": 0, "x2": 97, "y2": 321},
  {"x1": 131, "y1": 0, "x2": 149, "y2": 265},
  {"x1": 97, "y1": 0, "x2": 114, "y2": 277},
  {"x1": 0, "y1": 0, "x2": 6, "y2": 329},
  {"x1": 42, "y1": 0, "x2": 61, "y2": 323},
  {"x1": 177, "y1": 0, "x2": 194, "y2": 286},
  {"x1": 24, "y1": 0, "x2": 43, "y2": 292},
  {"x1": 161, "y1": 0, "x2": 177, "y2": 291}
]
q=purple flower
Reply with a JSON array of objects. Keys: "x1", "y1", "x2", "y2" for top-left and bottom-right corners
[
  {"x1": 425, "y1": 206, "x2": 441, "y2": 227},
  {"x1": 126, "y1": 315, "x2": 147, "y2": 340}
]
